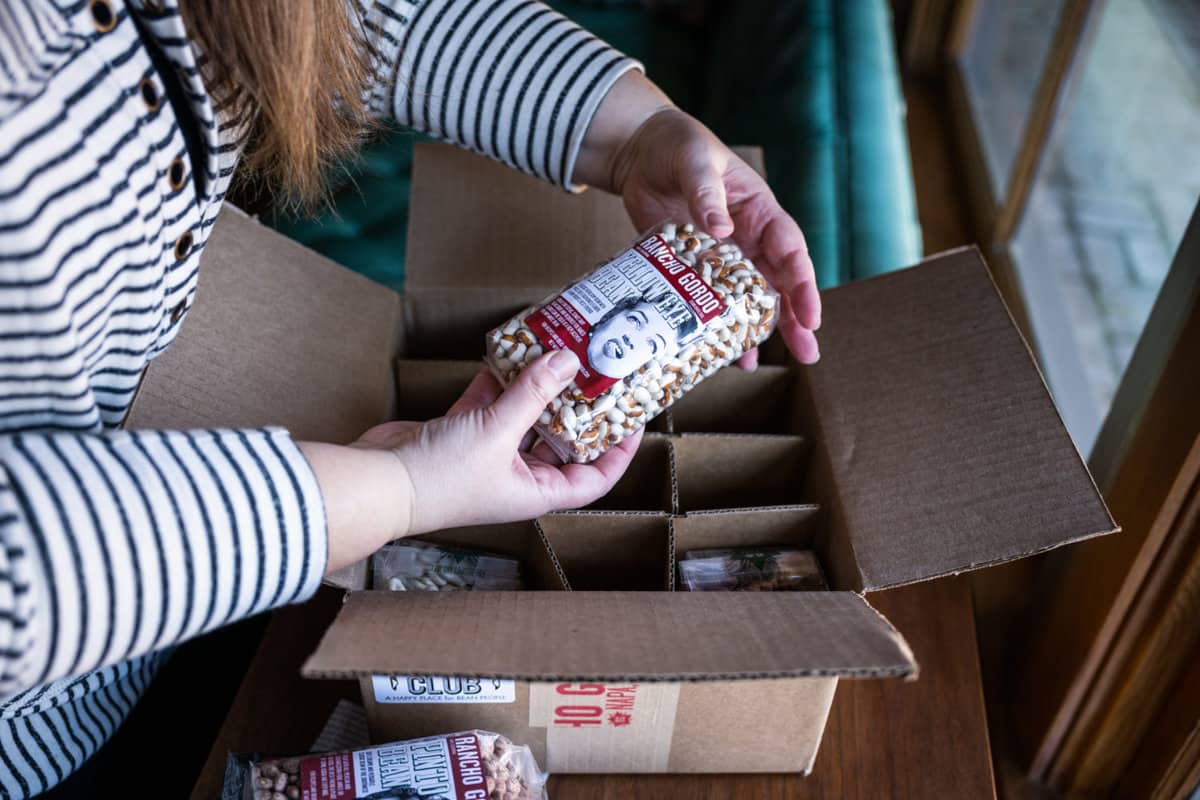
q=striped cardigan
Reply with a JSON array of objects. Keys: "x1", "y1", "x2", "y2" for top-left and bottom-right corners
[{"x1": 0, "y1": 0, "x2": 638, "y2": 794}]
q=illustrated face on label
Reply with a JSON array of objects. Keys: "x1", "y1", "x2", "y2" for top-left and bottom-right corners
[
  {"x1": 523, "y1": 233, "x2": 724, "y2": 399},
  {"x1": 586, "y1": 300, "x2": 682, "y2": 379}
]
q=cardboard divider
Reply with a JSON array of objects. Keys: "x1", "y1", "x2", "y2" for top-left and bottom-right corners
[
  {"x1": 537, "y1": 512, "x2": 671, "y2": 591},
  {"x1": 394, "y1": 359, "x2": 480, "y2": 420},
  {"x1": 646, "y1": 411, "x2": 673, "y2": 434},
  {"x1": 402, "y1": 287, "x2": 547, "y2": 360},
  {"x1": 584, "y1": 434, "x2": 675, "y2": 512},
  {"x1": 671, "y1": 507, "x2": 824, "y2": 590},
  {"x1": 754, "y1": 335, "x2": 793, "y2": 366},
  {"x1": 671, "y1": 434, "x2": 808, "y2": 512},
  {"x1": 669, "y1": 366, "x2": 800, "y2": 435},
  {"x1": 389, "y1": 521, "x2": 568, "y2": 591}
]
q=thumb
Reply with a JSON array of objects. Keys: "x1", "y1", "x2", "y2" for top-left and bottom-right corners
[
  {"x1": 682, "y1": 153, "x2": 732, "y2": 238},
  {"x1": 487, "y1": 349, "x2": 579, "y2": 436}
]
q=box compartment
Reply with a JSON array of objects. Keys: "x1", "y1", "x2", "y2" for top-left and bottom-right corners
[
  {"x1": 372, "y1": 522, "x2": 569, "y2": 592},
  {"x1": 537, "y1": 512, "x2": 671, "y2": 591},
  {"x1": 669, "y1": 366, "x2": 800, "y2": 435},
  {"x1": 582, "y1": 434, "x2": 675, "y2": 512},
  {"x1": 671, "y1": 434, "x2": 808, "y2": 512},
  {"x1": 671, "y1": 507, "x2": 824, "y2": 590}
]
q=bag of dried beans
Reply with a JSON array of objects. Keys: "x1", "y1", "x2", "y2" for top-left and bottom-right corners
[
  {"x1": 221, "y1": 729, "x2": 547, "y2": 800},
  {"x1": 486, "y1": 222, "x2": 778, "y2": 462}
]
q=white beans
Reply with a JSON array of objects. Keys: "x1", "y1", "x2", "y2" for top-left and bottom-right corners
[{"x1": 485, "y1": 222, "x2": 779, "y2": 463}]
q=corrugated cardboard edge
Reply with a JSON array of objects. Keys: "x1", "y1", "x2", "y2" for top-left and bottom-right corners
[
  {"x1": 532, "y1": 518, "x2": 573, "y2": 591},
  {"x1": 305, "y1": 661, "x2": 915, "y2": 683},
  {"x1": 862, "y1": 596, "x2": 920, "y2": 682},
  {"x1": 543, "y1": 509, "x2": 670, "y2": 517},
  {"x1": 666, "y1": 516, "x2": 678, "y2": 591},
  {"x1": 681, "y1": 504, "x2": 822, "y2": 517},
  {"x1": 674, "y1": 431, "x2": 807, "y2": 442},
  {"x1": 302, "y1": 591, "x2": 917, "y2": 682},
  {"x1": 666, "y1": 434, "x2": 680, "y2": 516}
]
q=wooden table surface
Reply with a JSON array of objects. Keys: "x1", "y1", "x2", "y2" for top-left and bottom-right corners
[{"x1": 191, "y1": 577, "x2": 995, "y2": 800}]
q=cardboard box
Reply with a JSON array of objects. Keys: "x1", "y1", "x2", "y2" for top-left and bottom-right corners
[{"x1": 127, "y1": 144, "x2": 1117, "y2": 774}]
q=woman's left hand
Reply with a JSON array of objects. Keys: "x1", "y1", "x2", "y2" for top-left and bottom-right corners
[{"x1": 574, "y1": 72, "x2": 821, "y2": 365}]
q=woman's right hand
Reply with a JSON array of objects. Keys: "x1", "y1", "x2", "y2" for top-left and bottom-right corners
[{"x1": 302, "y1": 350, "x2": 641, "y2": 573}]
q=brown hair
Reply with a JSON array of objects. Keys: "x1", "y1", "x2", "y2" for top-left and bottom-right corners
[{"x1": 179, "y1": 0, "x2": 376, "y2": 207}]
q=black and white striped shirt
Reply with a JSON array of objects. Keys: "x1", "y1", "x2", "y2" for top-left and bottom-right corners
[{"x1": 0, "y1": 1, "x2": 638, "y2": 794}]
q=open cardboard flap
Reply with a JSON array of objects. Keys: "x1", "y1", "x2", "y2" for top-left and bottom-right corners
[
  {"x1": 807, "y1": 248, "x2": 1119, "y2": 591},
  {"x1": 125, "y1": 206, "x2": 403, "y2": 443},
  {"x1": 301, "y1": 590, "x2": 915, "y2": 681}
]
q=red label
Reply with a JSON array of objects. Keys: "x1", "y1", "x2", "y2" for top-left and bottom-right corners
[
  {"x1": 299, "y1": 752, "x2": 356, "y2": 800},
  {"x1": 447, "y1": 734, "x2": 490, "y2": 799},
  {"x1": 524, "y1": 234, "x2": 723, "y2": 399},
  {"x1": 525, "y1": 295, "x2": 598, "y2": 390},
  {"x1": 631, "y1": 238, "x2": 724, "y2": 321}
]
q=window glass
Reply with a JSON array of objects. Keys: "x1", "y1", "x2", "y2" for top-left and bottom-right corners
[
  {"x1": 1011, "y1": 0, "x2": 1200, "y2": 453},
  {"x1": 962, "y1": 0, "x2": 1067, "y2": 193}
]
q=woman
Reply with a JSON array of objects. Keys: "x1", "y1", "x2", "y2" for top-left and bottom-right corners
[{"x1": 0, "y1": 0, "x2": 821, "y2": 794}]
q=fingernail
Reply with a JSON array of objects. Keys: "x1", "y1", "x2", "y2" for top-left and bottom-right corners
[
  {"x1": 548, "y1": 349, "x2": 579, "y2": 380},
  {"x1": 705, "y1": 212, "x2": 729, "y2": 232}
]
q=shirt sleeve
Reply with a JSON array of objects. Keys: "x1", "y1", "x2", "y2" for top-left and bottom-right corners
[
  {"x1": 355, "y1": 0, "x2": 643, "y2": 190},
  {"x1": 0, "y1": 427, "x2": 327, "y2": 698}
]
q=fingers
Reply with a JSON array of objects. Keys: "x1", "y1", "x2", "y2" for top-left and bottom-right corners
[
  {"x1": 728, "y1": 187, "x2": 822, "y2": 363},
  {"x1": 793, "y1": 273, "x2": 822, "y2": 332},
  {"x1": 447, "y1": 368, "x2": 503, "y2": 415},
  {"x1": 735, "y1": 347, "x2": 759, "y2": 371},
  {"x1": 486, "y1": 350, "x2": 579, "y2": 436},
  {"x1": 681, "y1": 147, "x2": 734, "y2": 238},
  {"x1": 760, "y1": 212, "x2": 821, "y2": 331},
  {"x1": 526, "y1": 428, "x2": 644, "y2": 510},
  {"x1": 778, "y1": 292, "x2": 820, "y2": 364}
]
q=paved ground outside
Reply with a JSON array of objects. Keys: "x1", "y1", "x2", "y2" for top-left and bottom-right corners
[{"x1": 966, "y1": 0, "x2": 1199, "y2": 451}]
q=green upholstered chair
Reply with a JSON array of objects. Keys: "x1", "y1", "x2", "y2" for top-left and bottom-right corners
[{"x1": 270, "y1": 0, "x2": 921, "y2": 291}]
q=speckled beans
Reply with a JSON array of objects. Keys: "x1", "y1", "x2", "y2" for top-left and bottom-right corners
[
  {"x1": 237, "y1": 731, "x2": 547, "y2": 800},
  {"x1": 249, "y1": 758, "x2": 301, "y2": 800},
  {"x1": 486, "y1": 222, "x2": 778, "y2": 463}
]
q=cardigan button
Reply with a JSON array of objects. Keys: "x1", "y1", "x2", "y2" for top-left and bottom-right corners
[
  {"x1": 169, "y1": 301, "x2": 187, "y2": 325},
  {"x1": 89, "y1": 0, "x2": 116, "y2": 33},
  {"x1": 139, "y1": 78, "x2": 161, "y2": 113},
  {"x1": 168, "y1": 158, "x2": 187, "y2": 192},
  {"x1": 174, "y1": 231, "x2": 194, "y2": 261}
]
